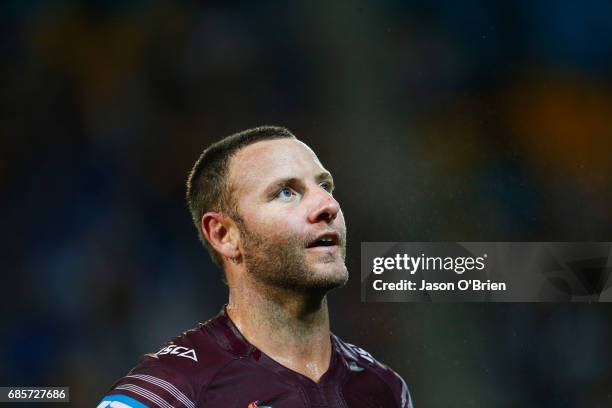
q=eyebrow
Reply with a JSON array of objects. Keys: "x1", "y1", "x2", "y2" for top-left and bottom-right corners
[{"x1": 315, "y1": 171, "x2": 334, "y2": 184}]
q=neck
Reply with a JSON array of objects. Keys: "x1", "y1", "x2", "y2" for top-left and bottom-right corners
[{"x1": 226, "y1": 277, "x2": 332, "y2": 383}]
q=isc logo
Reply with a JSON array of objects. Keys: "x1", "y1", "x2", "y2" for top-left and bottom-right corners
[{"x1": 156, "y1": 344, "x2": 198, "y2": 362}]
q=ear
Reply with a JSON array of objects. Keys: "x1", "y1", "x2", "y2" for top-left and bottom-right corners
[{"x1": 201, "y1": 212, "x2": 241, "y2": 261}]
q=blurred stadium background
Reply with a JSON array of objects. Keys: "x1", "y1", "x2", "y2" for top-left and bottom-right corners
[{"x1": 2, "y1": 1, "x2": 612, "y2": 407}]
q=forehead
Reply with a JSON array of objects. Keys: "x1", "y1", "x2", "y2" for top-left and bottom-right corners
[{"x1": 228, "y1": 138, "x2": 327, "y2": 194}]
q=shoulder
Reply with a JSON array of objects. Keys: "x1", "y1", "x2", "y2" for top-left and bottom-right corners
[
  {"x1": 333, "y1": 335, "x2": 414, "y2": 408},
  {"x1": 150, "y1": 321, "x2": 235, "y2": 375},
  {"x1": 98, "y1": 319, "x2": 237, "y2": 408}
]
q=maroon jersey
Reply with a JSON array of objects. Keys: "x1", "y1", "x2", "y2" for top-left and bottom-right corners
[{"x1": 98, "y1": 307, "x2": 413, "y2": 408}]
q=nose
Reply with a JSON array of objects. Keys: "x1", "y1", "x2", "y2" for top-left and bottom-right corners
[{"x1": 307, "y1": 186, "x2": 341, "y2": 224}]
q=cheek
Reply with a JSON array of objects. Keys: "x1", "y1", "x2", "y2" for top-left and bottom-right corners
[
  {"x1": 245, "y1": 211, "x2": 301, "y2": 242},
  {"x1": 267, "y1": 218, "x2": 303, "y2": 242}
]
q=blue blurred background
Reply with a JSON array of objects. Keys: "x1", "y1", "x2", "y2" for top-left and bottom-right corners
[{"x1": 2, "y1": 1, "x2": 612, "y2": 407}]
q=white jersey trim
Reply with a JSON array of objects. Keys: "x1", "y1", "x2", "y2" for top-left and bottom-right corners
[
  {"x1": 126, "y1": 374, "x2": 194, "y2": 408},
  {"x1": 115, "y1": 384, "x2": 173, "y2": 408}
]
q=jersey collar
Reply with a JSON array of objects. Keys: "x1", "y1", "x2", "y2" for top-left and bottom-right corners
[{"x1": 206, "y1": 305, "x2": 349, "y2": 387}]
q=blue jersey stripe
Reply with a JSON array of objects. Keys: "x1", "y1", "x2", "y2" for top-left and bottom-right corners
[{"x1": 99, "y1": 393, "x2": 150, "y2": 408}]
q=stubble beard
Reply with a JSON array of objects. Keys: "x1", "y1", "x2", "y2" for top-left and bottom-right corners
[{"x1": 237, "y1": 220, "x2": 348, "y2": 294}]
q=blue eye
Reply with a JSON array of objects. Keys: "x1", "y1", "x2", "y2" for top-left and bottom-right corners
[
  {"x1": 277, "y1": 187, "x2": 294, "y2": 199},
  {"x1": 320, "y1": 182, "x2": 333, "y2": 193}
]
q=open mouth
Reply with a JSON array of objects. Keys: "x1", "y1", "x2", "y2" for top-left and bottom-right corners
[{"x1": 306, "y1": 233, "x2": 340, "y2": 249}]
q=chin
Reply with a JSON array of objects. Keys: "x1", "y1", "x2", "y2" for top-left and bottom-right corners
[{"x1": 308, "y1": 264, "x2": 349, "y2": 291}]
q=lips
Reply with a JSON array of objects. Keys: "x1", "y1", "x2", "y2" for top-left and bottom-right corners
[{"x1": 305, "y1": 232, "x2": 340, "y2": 248}]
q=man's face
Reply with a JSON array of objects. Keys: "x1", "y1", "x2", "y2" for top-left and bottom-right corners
[{"x1": 228, "y1": 138, "x2": 348, "y2": 292}]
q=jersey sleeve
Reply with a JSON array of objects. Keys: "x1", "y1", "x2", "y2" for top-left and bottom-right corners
[{"x1": 97, "y1": 360, "x2": 198, "y2": 408}]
